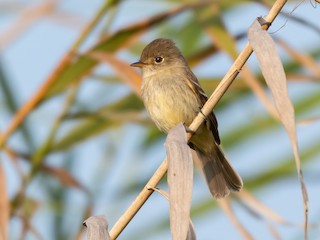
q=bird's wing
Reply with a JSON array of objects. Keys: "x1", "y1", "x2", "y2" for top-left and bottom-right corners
[{"x1": 185, "y1": 69, "x2": 221, "y2": 145}]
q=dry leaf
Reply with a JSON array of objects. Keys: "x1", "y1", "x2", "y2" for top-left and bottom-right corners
[
  {"x1": 248, "y1": 19, "x2": 309, "y2": 238},
  {"x1": 0, "y1": 162, "x2": 9, "y2": 240},
  {"x1": 83, "y1": 215, "x2": 110, "y2": 240},
  {"x1": 87, "y1": 52, "x2": 142, "y2": 96},
  {"x1": 165, "y1": 123, "x2": 193, "y2": 240},
  {"x1": 237, "y1": 190, "x2": 294, "y2": 239},
  {"x1": 17, "y1": 213, "x2": 43, "y2": 240},
  {"x1": 219, "y1": 198, "x2": 254, "y2": 240},
  {"x1": 238, "y1": 190, "x2": 288, "y2": 225},
  {"x1": 0, "y1": 1, "x2": 213, "y2": 148},
  {"x1": 277, "y1": 39, "x2": 320, "y2": 78},
  {"x1": 0, "y1": 1, "x2": 56, "y2": 50},
  {"x1": 298, "y1": 116, "x2": 320, "y2": 125},
  {"x1": 266, "y1": 222, "x2": 282, "y2": 240},
  {"x1": 197, "y1": 9, "x2": 279, "y2": 120},
  {"x1": 242, "y1": 66, "x2": 280, "y2": 120},
  {"x1": 287, "y1": 73, "x2": 319, "y2": 82},
  {"x1": 148, "y1": 187, "x2": 197, "y2": 240},
  {"x1": 42, "y1": 165, "x2": 86, "y2": 191}
]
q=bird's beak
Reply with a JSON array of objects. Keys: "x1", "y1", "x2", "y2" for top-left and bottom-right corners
[{"x1": 130, "y1": 61, "x2": 147, "y2": 68}]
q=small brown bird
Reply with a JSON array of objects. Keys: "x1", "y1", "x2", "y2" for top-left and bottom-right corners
[{"x1": 131, "y1": 38, "x2": 242, "y2": 198}]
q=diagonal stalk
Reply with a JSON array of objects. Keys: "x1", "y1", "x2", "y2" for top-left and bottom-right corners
[
  {"x1": 109, "y1": 0, "x2": 290, "y2": 239},
  {"x1": 0, "y1": 0, "x2": 117, "y2": 148}
]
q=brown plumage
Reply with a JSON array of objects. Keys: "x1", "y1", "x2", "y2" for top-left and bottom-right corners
[{"x1": 131, "y1": 38, "x2": 242, "y2": 198}]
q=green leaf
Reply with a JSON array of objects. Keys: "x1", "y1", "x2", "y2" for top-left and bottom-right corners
[
  {"x1": 51, "y1": 94, "x2": 143, "y2": 151},
  {"x1": 0, "y1": 60, "x2": 35, "y2": 149},
  {"x1": 196, "y1": 6, "x2": 238, "y2": 59},
  {"x1": 222, "y1": 91, "x2": 320, "y2": 149},
  {"x1": 43, "y1": 2, "x2": 212, "y2": 100}
]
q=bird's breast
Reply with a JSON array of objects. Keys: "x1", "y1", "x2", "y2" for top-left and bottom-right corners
[{"x1": 141, "y1": 71, "x2": 200, "y2": 133}]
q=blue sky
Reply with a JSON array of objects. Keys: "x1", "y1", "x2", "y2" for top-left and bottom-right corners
[{"x1": 1, "y1": 1, "x2": 320, "y2": 239}]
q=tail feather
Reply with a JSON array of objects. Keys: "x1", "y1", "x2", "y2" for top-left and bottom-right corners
[{"x1": 196, "y1": 144, "x2": 243, "y2": 199}]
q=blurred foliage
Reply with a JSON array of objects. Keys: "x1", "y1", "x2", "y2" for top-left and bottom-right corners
[{"x1": 0, "y1": 0, "x2": 319, "y2": 239}]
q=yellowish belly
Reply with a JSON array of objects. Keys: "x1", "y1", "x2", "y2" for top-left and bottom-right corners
[{"x1": 142, "y1": 75, "x2": 200, "y2": 133}]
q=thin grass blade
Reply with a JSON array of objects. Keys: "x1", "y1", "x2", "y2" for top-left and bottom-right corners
[
  {"x1": 0, "y1": 162, "x2": 9, "y2": 240},
  {"x1": 219, "y1": 198, "x2": 254, "y2": 240},
  {"x1": 87, "y1": 52, "x2": 142, "y2": 96}
]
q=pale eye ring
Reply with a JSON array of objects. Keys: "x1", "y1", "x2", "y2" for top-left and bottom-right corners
[{"x1": 154, "y1": 56, "x2": 164, "y2": 64}]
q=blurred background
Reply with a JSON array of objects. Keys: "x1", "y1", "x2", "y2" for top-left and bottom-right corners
[{"x1": 0, "y1": 0, "x2": 319, "y2": 239}]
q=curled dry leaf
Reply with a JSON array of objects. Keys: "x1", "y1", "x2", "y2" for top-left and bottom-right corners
[
  {"x1": 83, "y1": 215, "x2": 110, "y2": 240},
  {"x1": 110, "y1": 2, "x2": 289, "y2": 239},
  {"x1": 165, "y1": 123, "x2": 194, "y2": 240},
  {"x1": 248, "y1": 19, "x2": 309, "y2": 239}
]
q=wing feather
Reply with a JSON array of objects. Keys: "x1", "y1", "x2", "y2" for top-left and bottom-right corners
[{"x1": 185, "y1": 69, "x2": 221, "y2": 145}]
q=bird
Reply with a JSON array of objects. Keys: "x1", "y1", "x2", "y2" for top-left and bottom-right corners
[{"x1": 131, "y1": 38, "x2": 242, "y2": 198}]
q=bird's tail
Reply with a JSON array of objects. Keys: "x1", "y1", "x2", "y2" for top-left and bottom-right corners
[{"x1": 195, "y1": 143, "x2": 243, "y2": 199}]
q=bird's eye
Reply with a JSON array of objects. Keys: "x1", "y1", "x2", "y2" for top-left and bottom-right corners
[{"x1": 154, "y1": 57, "x2": 164, "y2": 64}]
